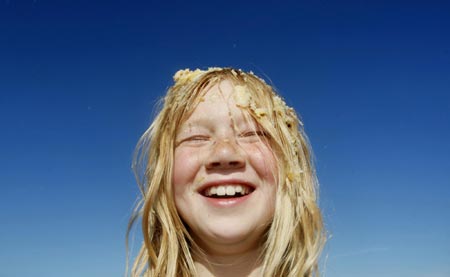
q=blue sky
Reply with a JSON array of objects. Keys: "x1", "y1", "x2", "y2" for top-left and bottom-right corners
[{"x1": 1, "y1": 0, "x2": 449, "y2": 276}]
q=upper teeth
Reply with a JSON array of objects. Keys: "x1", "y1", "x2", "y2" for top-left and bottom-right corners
[{"x1": 204, "y1": 185, "x2": 250, "y2": 197}]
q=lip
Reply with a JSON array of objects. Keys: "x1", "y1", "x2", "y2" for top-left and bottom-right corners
[{"x1": 197, "y1": 178, "x2": 256, "y2": 207}]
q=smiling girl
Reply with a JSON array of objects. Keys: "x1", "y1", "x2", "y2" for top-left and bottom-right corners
[{"x1": 127, "y1": 68, "x2": 325, "y2": 276}]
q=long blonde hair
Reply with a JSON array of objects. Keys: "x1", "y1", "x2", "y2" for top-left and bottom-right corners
[{"x1": 127, "y1": 67, "x2": 325, "y2": 276}]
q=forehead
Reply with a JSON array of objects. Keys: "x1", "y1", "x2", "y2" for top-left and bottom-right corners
[
  {"x1": 201, "y1": 79, "x2": 235, "y2": 103},
  {"x1": 187, "y1": 80, "x2": 240, "y2": 121},
  {"x1": 179, "y1": 79, "x2": 258, "y2": 128}
]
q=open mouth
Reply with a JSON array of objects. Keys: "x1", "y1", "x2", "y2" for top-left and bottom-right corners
[{"x1": 201, "y1": 185, "x2": 255, "y2": 198}]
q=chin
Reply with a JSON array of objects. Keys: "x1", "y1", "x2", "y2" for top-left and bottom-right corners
[{"x1": 194, "y1": 220, "x2": 271, "y2": 251}]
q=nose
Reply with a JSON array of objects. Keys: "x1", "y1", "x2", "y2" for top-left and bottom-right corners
[{"x1": 205, "y1": 139, "x2": 245, "y2": 170}]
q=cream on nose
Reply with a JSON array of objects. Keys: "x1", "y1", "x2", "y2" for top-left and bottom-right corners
[{"x1": 205, "y1": 139, "x2": 245, "y2": 170}]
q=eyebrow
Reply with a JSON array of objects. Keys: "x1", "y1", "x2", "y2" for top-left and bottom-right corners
[
  {"x1": 182, "y1": 116, "x2": 214, "y2": 126},
  {"x1": 176, "y1": 119, "x2": 212, "y2": 137}
]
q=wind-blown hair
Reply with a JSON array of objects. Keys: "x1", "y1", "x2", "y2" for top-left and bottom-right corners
[{"x1": 127, "y1": 67, "x2": 325, "y2": 276}]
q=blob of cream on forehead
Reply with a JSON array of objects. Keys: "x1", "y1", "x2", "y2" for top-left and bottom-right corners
[
  {"x1": 234, "y1": 84, "x2": 269, "y2": 118},
  {"x1": 233, "y1": 85, "x2": 251, "y2": 108}
]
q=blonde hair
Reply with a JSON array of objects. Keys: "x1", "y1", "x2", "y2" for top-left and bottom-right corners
[{"x1": 127, "y1": 67, "x2": 325, "y2": 276}]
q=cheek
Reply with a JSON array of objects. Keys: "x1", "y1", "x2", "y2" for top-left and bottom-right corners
[
  {"x1": 172, "y1": 148, "x2": 202, "y2": 191},
  {"x1": 248, "y1": 145, "x2": 278, "y2": 183}
]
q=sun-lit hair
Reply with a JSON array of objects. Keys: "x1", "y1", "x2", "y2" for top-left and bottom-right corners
[{"x1": 127, "y1": 67, "x2": 326, "y2": 276}]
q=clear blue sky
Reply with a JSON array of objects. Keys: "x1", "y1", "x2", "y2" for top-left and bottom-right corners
[{"x1": 1, "y1": 1, "x2": 449, "y2": 276}]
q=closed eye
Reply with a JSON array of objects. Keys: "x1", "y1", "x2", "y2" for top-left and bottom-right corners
[
  {"x1": 239, "y1": 130, "x2": 270, "y2": 139},
  {"x1": 177, "y1": 135, "x2": 211, "y2": 146},
  {"x1": 237, "y1": 130, "x2": 271, "y2": 145}
]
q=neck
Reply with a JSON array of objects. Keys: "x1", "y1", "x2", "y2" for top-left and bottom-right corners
[{"x1": 193, "y1": 246, "x2": 263, "y2": 277}]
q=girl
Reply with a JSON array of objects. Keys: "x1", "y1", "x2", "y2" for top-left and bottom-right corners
[{"x1": 127, "y1": 67, "x2": 325, "y2": 276}]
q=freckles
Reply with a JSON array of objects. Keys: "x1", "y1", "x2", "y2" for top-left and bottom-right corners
[
  {"x1": 173, "y1": 147, "x2": 204, "y2": 188},
  {"x1": 247, "y1": 145, "x2": 277, "y2": 179}
]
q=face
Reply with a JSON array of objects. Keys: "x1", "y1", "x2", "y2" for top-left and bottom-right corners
[{"x1": 172, "y1": 79, "x2": 277, "y2": 255}]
